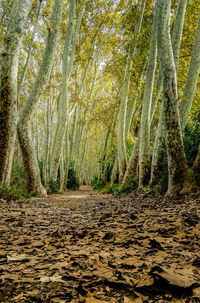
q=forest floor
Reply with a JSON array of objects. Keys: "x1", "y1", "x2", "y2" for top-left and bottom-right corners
[{"x1": 0, "y1": 186, "x2": 200, "y2": 303}]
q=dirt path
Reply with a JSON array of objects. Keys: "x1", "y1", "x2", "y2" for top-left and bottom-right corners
[{"x1": 0, "y1": 187, "x2": 200, "y2": 302}]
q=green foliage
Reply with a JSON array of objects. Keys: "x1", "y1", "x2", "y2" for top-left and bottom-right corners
[
  {"x1": 47, "y1": 179, "x2": 61, "y2": 194},
  {"x1": 91, "y1": 176, "x2": 105, "y2": 189},
  {"x1": 183, "y1": 123, "x2": 200, "y2": 167},
  {"x1": 101, "y1": 177, "x2": 139, "y2": 194},
  {"x1": 118, "y1": 177, "x2": 139, "y2": 194},
  {"x1": 67, "y1": 163, "x2": 80, "y2": 190},
  {"x1": 100, "y1": 183, "x2": 119, "y2": 194},
  {"x1": 151, "y1": 147, "x2": 168, "y2": 194},
  {"x1": 0, "y1": 185, "x2": 35, "y2": 202},
  {"x1": 10, "y1": 166, "x2": 26, "y2": 187},
  {"x1": 146, "y1": 186, "x2": 161, "y2": 198}
]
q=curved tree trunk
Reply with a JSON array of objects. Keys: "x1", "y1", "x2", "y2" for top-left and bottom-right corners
[
  {"x1": 50, "y1": 0, "x2": 86, "y2": 180},
  {"x1": 122, "y1": 136, "x2": 140, "y2": 184},
  {"x1": 17, "y1": 0, "x2": 65, "y2": 196},
  {"x1": 117, "y1": 47, "x2": 133, "y2": 182},
  {"x1": 150, "y1": 0, "x2": 188, "y2": 186},
  {"x1": 179, "y1": 13, "x2": 200, "y2": 130},
  {"x1": 157, "y1": 0, "x2": 189, "y2": 196},
  {"x1": 0, "y1": 0, "x2": 33, "y2": 186},
  {"x1": 139, "y1": 1, "x2": 158, "y2": 187}
]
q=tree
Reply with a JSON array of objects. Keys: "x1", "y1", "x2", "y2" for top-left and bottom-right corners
[
  {"x1": 49, "y1": 0, "x2": 87, "y2": 181},
  {"x1": 156, "y1": 0, "x2": 190, "y2": 196},
  {"x1": 138, "y1": 0, "x2": 157, "y2": 187},
  {"x1": 17, "y1": 0, "x2": 65, "y2": 196},
  {"x1": 0, "y1": 0, "x2": 33, "y2": 186}
]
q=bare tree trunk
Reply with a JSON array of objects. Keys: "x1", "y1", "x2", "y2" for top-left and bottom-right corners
[
  {"x1": 150, "y1": 0, "x2": 188, "y2": 186},
  {"x1": 42, "y1": 97, "x2": 50, "y2": 185},
  {"x1": 50, "y1": 0, "x2": 86, "y2": 180},
  {"x1": 122, "y1": 136, "x2": 140, "y2": 184},
  {"x1": 17, "y1": 0, "x2": 65, "y2": 195},
  {"x1": 0, "y1": 0, "x2": 33, "y2": 186},
  {"x1": 157, "y1": 0, "x2": 189, "y2": 196},
  {"x1": 179, "y1": 13, "x2": 200, "y2": 130},
  {"x1": 18, "y1": 1, "x2": 42, "y2": 93},
  {"x1": 139, "y1": 1, "x2": 158, "y2": 187},
  {"x1": 117, "y1": 46, "x2": 133, "y2": 183}
]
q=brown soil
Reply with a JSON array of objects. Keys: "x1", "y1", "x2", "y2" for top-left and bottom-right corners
[{"x1": 0, "y1": 186, "x2": 200, "y2": 302}]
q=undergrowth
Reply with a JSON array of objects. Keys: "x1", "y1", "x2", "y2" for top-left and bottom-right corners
[
  {"x1": 91, "y1": 177, "x2": 106, "y2": 190},
  {"x1": 46, "y1": 180, "x2": 61, "y2": 194},
  {"x1": 0, "y1": 186, "x2": 35, "y2": 202},
  {"x1": 67, "y1": 163, "x2": 80, "y2": 190},
  {"x1": 101, "y1": 177, "x2": 139, "y2": 194}
]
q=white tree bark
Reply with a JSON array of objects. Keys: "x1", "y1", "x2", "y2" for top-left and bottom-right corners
[
  {"x1": 157, "y1": 0, "x2": 189, "y2": 195},
  {"x1": 0, "y1": 0, "x2": 33, "y2": 186},
  {"x1": 179, "y1": 14, "x2": 200, "y2": 130},
  {"x1": 50, "y1": 0, "x2": 86, "y2": 180},
  {"x1": 138, "y1": 1, "x2": 158, "y2": 187},
  {"x1": 117, "y1": 47, "x2": 133, "y2": 182},
  {"x1": 17, "y1": 0, "x2": 65, "y2": 195},
  {"x1": 150, "y1": 0, "x2": 188, "y2": 186}
]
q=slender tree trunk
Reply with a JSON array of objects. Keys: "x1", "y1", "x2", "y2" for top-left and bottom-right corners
[
  {"x1": 117, "y1": 47, "x2": 133, "y2": 182},
  {"x1": 122, "y1": 136, "x2": 140, "y2": 184},
  {"x1": 42, "y1": 97, "x2": 50, "y2": 185},
  {"x1": 179, "y1": 14, "x2": 200, "y2": 130},
  {"x1": 18, "y1": 1, "x2": 42, "y2": 93},
  {"x1": 139, "y1": 1, "x2": 158, "y2": 187},
  {"x1": 0, "y1": 0, "x2": 33, "y2": 186},
  {"x1": 17, "y1": 0, "x2": 65, "y2": 195},
  {"x1": 157, "y1": 0, "x2": 189, "y2": 196},
  {"x1": 117, "y1": 4, "x2": 145, "y2": 183},
  {"x1": 50, "y1": 0, "x2": 86, "y2": 180},
  {"x1": 150, "y1": 0, "x2": 188, "y2": 186}
]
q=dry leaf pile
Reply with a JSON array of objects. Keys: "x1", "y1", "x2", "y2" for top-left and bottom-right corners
[{"x1": 0, "y1": 187, "x2": 200, "y2": 302}]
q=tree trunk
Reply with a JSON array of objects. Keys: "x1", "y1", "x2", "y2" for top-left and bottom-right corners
[
  {"x1": 117, "y1": 47, "x2": 133, "y2": 183},
  {"x1": 18, "y1": 0, "x2": 65, "y2": 195},
  {"x1": 150, "y1": 0, "x2": 188, "y2": 187},
  {"x1": 122, "y1": 136, "x2": 140, "y2": 184},
  {"x1": 179, "y1": 13, "x2": 200, "y2": 130},
  {"x1": 18, "y1": 0, "x2": 42, "y2": 93},
  {"x1": 139, "y1": 1, "x2": 158, "y2": 187},
  {"x1": 50, "y1": 0, "x2": 86, "y2": 180},
  {"x1": 157, "y1": 0, "x2": 189, "y2": 196},
  {"x1": 0, "y1": 0, "x2": 33, "y2": 186}
]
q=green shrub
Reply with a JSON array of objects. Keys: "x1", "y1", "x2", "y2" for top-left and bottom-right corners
[
  {"x1": 101, "y1": 183, "x2": 120, "y2": 194},
  {"x1": 101, "y1": 177, "x2": 139, "y2": 195},
  {"x1": 0, "y1": 185, "x2": 34, "y2": 202},
  {"x1": 91, "y1": 176, "x2": 105, "y2": 189},
  {"x1": 183, "y1": 123, "x2": 200, "y2": 166},
  {"x1": 67, "y1": 163, "x2": 80, "y2": 190},
  {"x1": 10, "y1": 166, "x2": 25, "y2": 187},
  {"x1": 118, "y1": 176, "x2": 139, "y2": 194},
  {"x1": 47, "y1": 179, "x2": 60, "y2": 194}
]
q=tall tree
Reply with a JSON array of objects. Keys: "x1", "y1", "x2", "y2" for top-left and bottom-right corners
[
  {"x1": 0, "y1": 0, "x2": 33, "y2": 186},
  {"x1": 138, "y1": 0, "x2": 158, "y2": 187},
  {"x1": 50, "y1": 0, "x2": 87, "y2": 180},
  {"x1": 156, "y1": 0, "x2": 189, "y2": 196},
  {"x1": 150, "y1": 0, "x2": 188, "y2": 186},
  {"x1": 17, "y1": 0, "x2": 65, "y2": 196}
]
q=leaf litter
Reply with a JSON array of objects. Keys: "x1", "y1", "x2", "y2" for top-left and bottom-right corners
[{"x1": 0, "y1": 186, "x2": 200, "y2": 302}]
